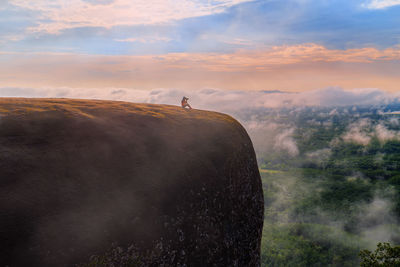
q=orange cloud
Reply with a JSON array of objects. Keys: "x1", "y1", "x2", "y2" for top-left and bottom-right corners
[
  {"x1": 152, "y1": 44, "x2": 400, "y2": 71},
  {"x1": 0, "y1": 44, "x2": 399, "y2": 92}
]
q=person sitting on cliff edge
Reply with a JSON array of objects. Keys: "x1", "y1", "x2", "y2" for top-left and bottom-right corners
[{"x1": 181, "y1": 96, "x2": 192, "y2": 109}]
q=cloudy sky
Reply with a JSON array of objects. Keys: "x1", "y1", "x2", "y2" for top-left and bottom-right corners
[{"x1": 0, "y1": 0, "x2": 399, "y2": 94}]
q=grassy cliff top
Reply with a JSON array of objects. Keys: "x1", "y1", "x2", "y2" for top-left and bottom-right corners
[{"x1": 0, "y1": 98, "x2": 236, "y2": 124}]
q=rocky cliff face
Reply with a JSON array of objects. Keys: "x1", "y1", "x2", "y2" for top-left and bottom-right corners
[{"x1": 0, "y1": 98, "x2": 264, "y2": 266}]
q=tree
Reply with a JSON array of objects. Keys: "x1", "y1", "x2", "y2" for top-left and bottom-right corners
[{"x1": 359, "y1": 242, "x2": 400, "y2": 267}]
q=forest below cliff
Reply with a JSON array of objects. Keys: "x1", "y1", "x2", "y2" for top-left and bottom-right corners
[{"x1": 236, "y1": 103, "x2": 400, "y2": 266}]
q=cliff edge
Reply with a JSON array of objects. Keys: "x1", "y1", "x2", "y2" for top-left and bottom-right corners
[{"x1": 0, "y1": 98, "x2": 264, "y2": 266}]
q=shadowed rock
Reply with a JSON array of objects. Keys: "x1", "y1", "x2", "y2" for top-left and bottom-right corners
[{"x1": 0, "y1": 98, "x2": 264, "y2": 266}]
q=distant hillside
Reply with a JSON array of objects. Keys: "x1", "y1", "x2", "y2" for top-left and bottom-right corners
[
  {"x1": 0, "y1": 98, "x2": 264, "y2": 266},
  {"x1": 241, "y1": 104, "x2": 400, "y2": 266}
]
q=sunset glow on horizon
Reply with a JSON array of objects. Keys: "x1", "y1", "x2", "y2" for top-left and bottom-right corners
[{"x1": 0, "y1": 0, "x2": 399, "y2": 94}]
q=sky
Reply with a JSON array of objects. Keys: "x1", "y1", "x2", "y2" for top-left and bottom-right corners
[{"x1": 0, "y1": 0, "x2": 399, "y2": 95}]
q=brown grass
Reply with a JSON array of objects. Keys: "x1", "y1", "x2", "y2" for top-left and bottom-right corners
[{"x1": 0, "y1": 97, "x2": 237, "y2": 125}]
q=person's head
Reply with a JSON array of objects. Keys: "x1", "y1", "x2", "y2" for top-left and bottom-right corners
[{"x1": 182, "y1": 96, "x2": 188, "y2": 101}]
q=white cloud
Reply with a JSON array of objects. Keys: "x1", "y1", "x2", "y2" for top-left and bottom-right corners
[
  {"x1": 375, "y1": 123, "x2": 400, "y2": 142},
  {"x1": 342, "y1": 119, "x2": 373, "y2": 145},
  {"x1": 114, "y1": 36, "x2": 172, "y2": 43},
  {"x1": 329, "y1": 108, "x2": 338, "y2": 116},
  {"x1": 363, "y1": 0, "x2": 400, "y2": 9},
  {"x1": 274, "y1": 128, "x2": 299, "y2": 156},
  {"x1": 0, "y1": 87, "x2": 398, "y2": 112},
  {"x1": 357, "y1": 196, "x2": 399, "y2": 247},
  {"x1": 341, "y1": 119, "x2": 400, "y2": 145},
  {"x1": 306, "y1": 148, "x2": 332, "y2": 162},
  {"x1": 389, "y1": 117, "x2": 400, "y2": 126},
  {"x1": 143, "y1": 87, "x2": 399, "y2": 111},
  {"x1": 9, "y1": 0, "x2": 254, "y2": 34}
]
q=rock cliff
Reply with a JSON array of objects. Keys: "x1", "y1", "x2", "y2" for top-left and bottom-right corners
[{"x1": 0, "y1": 98, "x2": 264, "y2": 266}]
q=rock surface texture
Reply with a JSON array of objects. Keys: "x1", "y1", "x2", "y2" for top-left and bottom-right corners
[{"x1": 0, "y1": 98, "x2": 264, "y2": 266}]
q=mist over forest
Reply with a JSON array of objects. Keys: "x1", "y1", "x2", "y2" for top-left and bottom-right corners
[
  {"x1": 230, "y1": 89, "x2": 400, "y2": 265},
  {"x1": 241, "y1": 102, "x2": 400, "y2": 265},
  {"x1": 2, "y1": 87, "x2": 400, "y2": 265}
]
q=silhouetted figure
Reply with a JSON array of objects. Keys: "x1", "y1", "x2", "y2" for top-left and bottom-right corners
[{"x1": 181, "y1": 96, "x2": 192, "y2": 109}]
